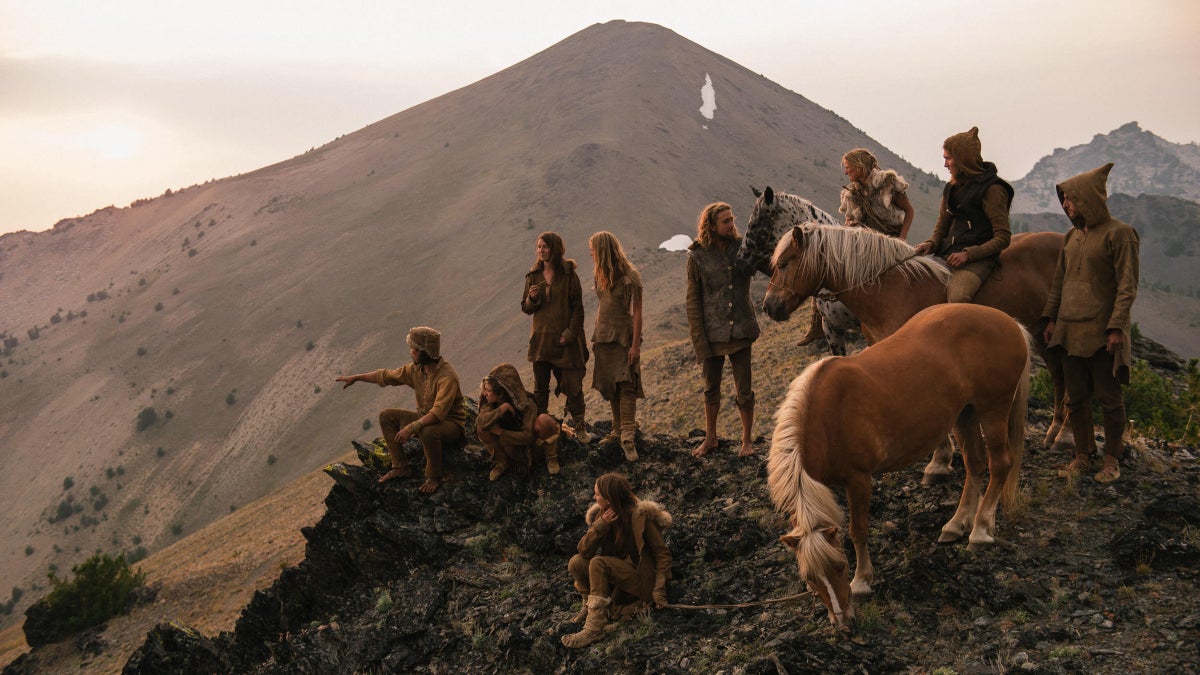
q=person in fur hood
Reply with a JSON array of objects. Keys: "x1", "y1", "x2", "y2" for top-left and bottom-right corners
[
  {"x1": 797, "y1": 148, "x2": 916, "y2": 346},
  {"x1": 521, "y1": 232, "x2": 592, "y2": 443},
  {"x1": 477, "y1": 363, "x2": 564, "y2": 479},
  {"x1": 1042, "y1": 163, "x2": 1139, "y2": 484},
  {"x1": 914, "y1": 127, "x2": 1014, "y2": 303},
  {"x1": 562, "y1": 473, "x2": 672, "y2": 649}
]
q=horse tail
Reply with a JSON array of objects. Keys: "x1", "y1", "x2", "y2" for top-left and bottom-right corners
[
  {"x1": 1002, "y1": 325, "x2": 1034, "y2": 509},
  {"x1": 769, "y1": 358, "x2": 843, "y2": 531}
]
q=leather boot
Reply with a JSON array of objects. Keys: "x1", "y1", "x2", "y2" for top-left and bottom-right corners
[
  {"x1": 488, "y1": 454, "x2": 509, "y2": 481},
  {"x1": 566, "y1": 417, "x2": 592, "y2": 444},
  {"x1": 569, "y1": 591, "x2": 589, "y2": 623},
  {"x1": 599, "y1": 398, "x2": 621, "y2": 446},
  {"x1": 541, "y1": 433, "x2": 561, "y2": 475},
  {"x1": 619, "y1": 394, "x2": 638, "y2": 462},
  {"x1": 561, "y1": 595, "x2": 610, "y2": 648},
  {"x1": 797, "y1": 298, "x2": 825, "y2": 346},
  {"x1": 1057, "y1": 453, "x2": 1093, "y2": 477}
]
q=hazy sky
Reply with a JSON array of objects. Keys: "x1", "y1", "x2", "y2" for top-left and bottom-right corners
[{"x1": 2, "y1": 0, "x2": 1197, "y2": 235}]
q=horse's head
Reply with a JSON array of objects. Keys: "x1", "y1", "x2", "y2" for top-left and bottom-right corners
[
  {"x1": 781, "y1": 524, "x2": 855, "y2": 633},
  {"x1": 735, "y1": 185, "x2": 782, "y2": 276},
  {"x1": 763, "y1": 225, "x2": 821, "y2": 321}
]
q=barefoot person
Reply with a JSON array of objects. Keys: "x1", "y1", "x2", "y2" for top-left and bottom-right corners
[
  {"x1": 521, "y1": 232, "x2": 591, "y2": 442},
  {"x1": 477, "y1": 363, "x2": 563, "y2": 479},
  {"x1": 336, "y1": 326, "x2": 465, "y2": 494},
  {"x1": 562, "y1": 472, "x2": 672, "y2": 649},
  {"x1": 686, "y1": 202, "x2": 758, "y2": 457},
  {"x1": 1042, "y1": 163, "x2": 1140, "y2": 483},
  {"x1": 588, "y1": 231, "x2": 644, "y2": 462}
]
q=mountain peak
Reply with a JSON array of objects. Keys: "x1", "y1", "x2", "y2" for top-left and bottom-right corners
[{"x1": 1013, "y1": 122, "x2": 1200, "y2": 213}]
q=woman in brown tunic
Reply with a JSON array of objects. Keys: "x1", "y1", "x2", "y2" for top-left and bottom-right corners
[
  {"x1": 587, "y1": 231, "x2": 643, "y2": 462},
  {"x1": 521, "y1": 232, "x2": 591, "y2": 441}
]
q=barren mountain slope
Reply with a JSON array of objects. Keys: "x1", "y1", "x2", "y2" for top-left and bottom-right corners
[{"x1": 0, "y1": 20, "x2": 946, "y2": 623}]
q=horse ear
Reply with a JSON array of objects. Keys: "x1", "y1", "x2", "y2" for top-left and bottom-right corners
[
  {"x1": 764, "y1": 186, "x2": 775, "y2": 205},
  {"x1": 750, "y1": 185, "x2": 762, "y2": 198},
  {"x1": 819, "y1": 526, "x2": 840, "y2": 543},
  {"x1": 791, "y1": 225, "x2": 804, "y2": 241},
  {"x1": 780, "y1": 533, "x2": 802, "y2": 550}
]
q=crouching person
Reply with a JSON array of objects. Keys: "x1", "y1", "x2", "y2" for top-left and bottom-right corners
[
  {"x1": 477, "y1": 363, "x2": 563, "y2": 479},
  {"x1": 562, "y1": 473, "x2": 672, "y2": 649}
]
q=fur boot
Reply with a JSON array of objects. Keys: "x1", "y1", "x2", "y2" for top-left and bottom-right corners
[
  {"x1": 566, "y1": 417, "x2": 592, "y2": 444},
  {"x1": 488, "y1": 454, "x2": 509, "y2": 481},
  {"x1": 561, "y1": 595, "x2": 610, "y2": 649},
  {"x1": 599, "y1": 398, "x2": 621, "y2": 446},
  {"x1": 569, "y1": 591, "x2": 589, "y2": 623},
  {"x1": 541, "y1": 433, "x2": 561, "y2": 475},
  {"x1": 619, "y1": 394, "x2": 638, "y2": 461},
  {"x1": 797, "y1": 298, "x2": 825, "y2": 346}
]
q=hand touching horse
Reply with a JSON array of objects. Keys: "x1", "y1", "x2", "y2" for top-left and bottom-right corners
[{"x1": 768, "y1": 303, "x2": 1031, "y2": 633}]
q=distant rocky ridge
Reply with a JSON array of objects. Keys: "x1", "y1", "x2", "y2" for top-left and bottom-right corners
[{"x1": 1012, "y1": 122, "x2": 1200, "y2": 213}]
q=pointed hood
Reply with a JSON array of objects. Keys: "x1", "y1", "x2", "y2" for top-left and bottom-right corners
[
  {"x1": 1056, "y1": 163, "x2": 1114, "y2": 229},
  {"x1": 944, "y1": 126, "x2": 985, "y2": 178},
  {"x1": 482, "y1": 363, "x2": 534, "y2": 413}
]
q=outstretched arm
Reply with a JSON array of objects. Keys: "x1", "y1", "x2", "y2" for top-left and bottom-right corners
[{"x1": 336, "y1": 371, "x2": 381, "y2": 388}]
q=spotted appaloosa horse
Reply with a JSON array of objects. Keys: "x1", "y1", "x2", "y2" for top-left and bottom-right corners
[
  {"x1": 742, "y1": 187, "x2": 1074, "y2": 465},
  {"x1": 769, "y1": 303, "x2": 1032, "y2": 633},
  {"x1": 736, "y1": 186, "x2": 863, "y2": 355}
]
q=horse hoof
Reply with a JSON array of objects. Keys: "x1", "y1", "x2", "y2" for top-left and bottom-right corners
[
  {"x1": 967, "y1": 539, "x2": 993, "y2": 552},
  {"x1": 850, "y1": 581, "x2": 872, "y2": 597},
  {"x1": 937, "y1": 530, "x2": 963, "y2": 544},
  {"x1": 922, "y1": 472, "x2": 949, "y2": 487}
]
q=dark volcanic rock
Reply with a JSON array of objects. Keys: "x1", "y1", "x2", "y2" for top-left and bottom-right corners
[
  {"x1": 110, "y1": 400, "x2": 1200, "y2": 674},
  {"x1": 122, "y1": 621, "x2": 230, "y2": 675}
]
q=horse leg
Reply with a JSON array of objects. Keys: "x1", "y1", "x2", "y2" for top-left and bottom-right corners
[
  {"x1": 845, "y1": 475, "x2": 875, "y2": 596},
  {"x1": 939, "y1": 415, "x2": 986, "y2": 543},
  {"x1": 922, "y1": 436, "x2": 955, "y2": 486},
  {"x1": 1042, "y1": 348, "x2": 1075, "y2": 453},
  {"x1": 968, "y1": 415, "x2": 1014, "y2": 549}
]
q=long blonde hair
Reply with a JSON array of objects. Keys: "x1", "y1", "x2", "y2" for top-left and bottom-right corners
[
  {"x1": 589, "y1": 231, "x2": 640, "y2": 293},
  {"x1": 695, "y1": 202, "x2": 737, "y2": 248}
]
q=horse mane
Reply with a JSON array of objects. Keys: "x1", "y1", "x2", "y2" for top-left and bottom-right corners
[
  {"x1": 774, "y1": 192, "x2": 840, "y2": 227},
  {"x1": 771, "y1": 224, "x2": 951, "y2": 290}
]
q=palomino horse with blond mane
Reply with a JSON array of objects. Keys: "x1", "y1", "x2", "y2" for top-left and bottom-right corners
[
  {"x1": 768, "y1": 303, "x2": 1031, "y2": 633},
  {"x1": 754, "y1": 215, "x2": 1069, "y2": 483}
]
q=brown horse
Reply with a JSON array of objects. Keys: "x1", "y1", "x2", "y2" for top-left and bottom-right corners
[
  {"x1": 768, "y1": 303, "x2": 1031, "y2": 633},
  {"x1": 762, "y1": 223, "x2": 1069, "y2": 482}
]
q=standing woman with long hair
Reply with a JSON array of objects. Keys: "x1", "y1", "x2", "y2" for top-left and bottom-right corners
[
  {"x1": 562, "y1": 472, "x2": 672, "y2": 649},
  {"x1": 521, "y1": 232, "x2": 591, "y2": 445},
  {"x1": 587, "y1": 231, "x2": 643, "y2": 462}
]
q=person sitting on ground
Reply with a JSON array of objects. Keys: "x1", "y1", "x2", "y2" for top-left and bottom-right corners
[
  {"x1": 477, "y1": 363, "x2": 563, "y2": 479},
  {"x1": 562, "y1": 472, "x2": 672, "y2": 649},
  {"x1": 336, "y1": 326, "x2": 465, "y2": 494},
  {"x1": 914, "y1": 126, "x2": 1013, "y2": 303},
  {"x1": 1042, "y1": 163, "x2": 1139, "y2": 484},
  {"x1": 686, "y1": 201, "x2": 759, "y2": 458}
]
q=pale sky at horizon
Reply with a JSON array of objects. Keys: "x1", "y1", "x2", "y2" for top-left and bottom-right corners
[{"x1": 2, "y1": 0, "x2": 1198, "y2": 235}]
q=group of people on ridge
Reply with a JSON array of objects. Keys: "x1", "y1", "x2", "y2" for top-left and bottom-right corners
[{"x1": 334, "y1": 125, "x2": 1139, "y2": 647}]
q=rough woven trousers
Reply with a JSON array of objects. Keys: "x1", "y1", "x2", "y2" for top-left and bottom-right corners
[
  {"x1": 702, "y1": 347, "x2": 754, "y2": 409},
  {"x1": 568, "y1": 553, "x2": 647, "y2": 602},
  {"x1": 379, "y1": 408, "x2": 463, "y2": 480}
]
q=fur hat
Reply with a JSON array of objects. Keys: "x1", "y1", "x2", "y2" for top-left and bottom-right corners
[
  {"x1": 406, "y1": 326, "x2": 441, "y2": 360},
  {"x1": 943, "y1": 126, "x2": 985, "y2": 177}
]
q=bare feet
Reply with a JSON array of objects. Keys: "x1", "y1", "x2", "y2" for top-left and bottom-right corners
[
  {"x1": 378, "y1": 466, "x2": 414, "y2": 484},
  {"x1": 418, "y1": 478, "x2": 442, "y2": 494},
  {"x1": 738, "y1": 440, "x2": 755, "y2": 457},
  {"x1": 692, "y1": 437, "x2": 719, "y2": 458}
]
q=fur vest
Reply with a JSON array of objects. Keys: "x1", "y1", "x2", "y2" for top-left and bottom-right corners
[
  {"x1": 577, "y1": 500, "x2": 673, "y2": 601},
  {"x1": 839, "y1": 168, "x2": 909, "y2": 237},
  {"x1": 686, "y1": 237, "x2": 759, "y2": 361}
]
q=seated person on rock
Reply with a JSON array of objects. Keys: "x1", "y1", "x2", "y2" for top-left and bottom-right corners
[
  {"x1": 477, "y1": 363, "x2": 563, "y2": 479},
  {"x1": 336, "y1": 326, "x2": 466, "y2": 495},
  {"x1": 562, "y1": 472, "x2": 672, "y2": 649}
]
